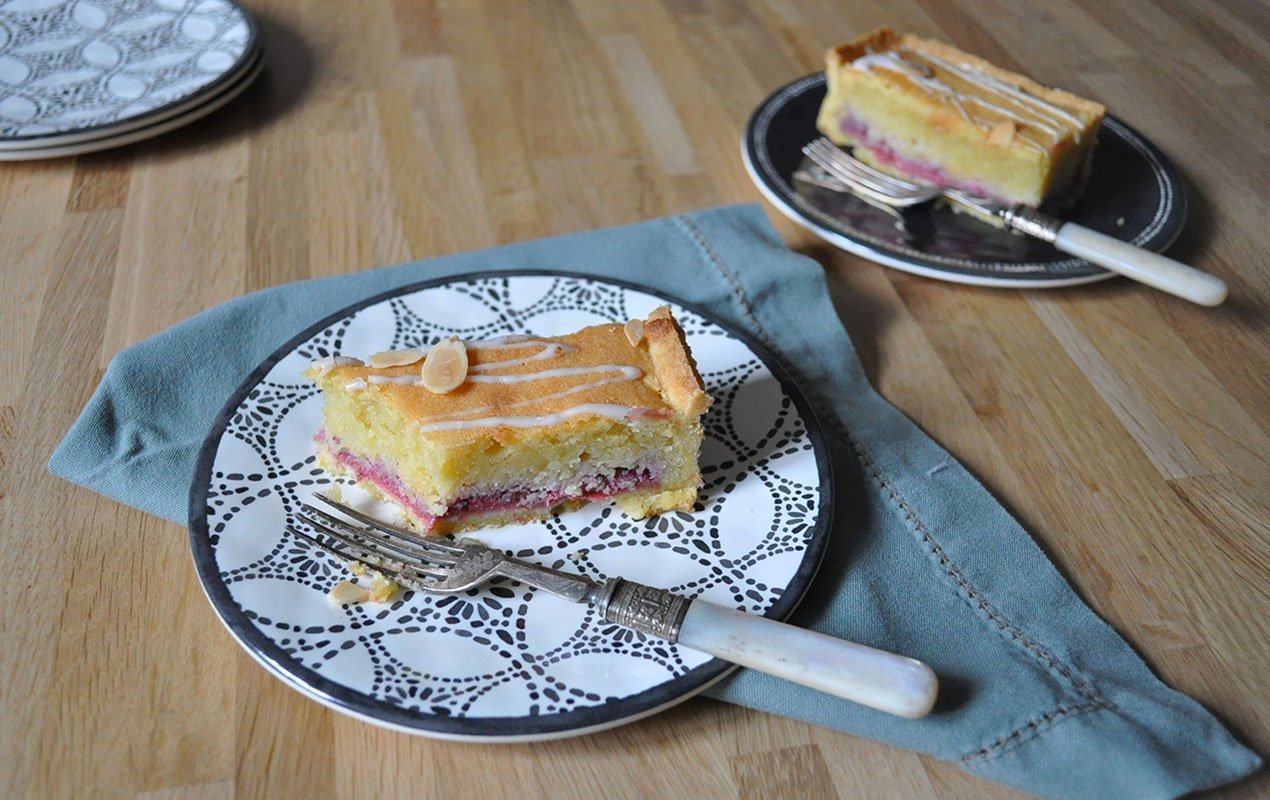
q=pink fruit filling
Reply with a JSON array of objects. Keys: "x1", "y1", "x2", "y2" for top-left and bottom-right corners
[
  {"x1": 315, "y1": 430, "x2": 660, "y2": 532},
  {"x1": 447, "y1": 468, "x2": 657, "y2": 516},
  {"x1": 839, "y1": 116, "x2": 1004, "y2": 202}
]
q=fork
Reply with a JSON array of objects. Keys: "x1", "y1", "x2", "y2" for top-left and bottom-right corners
[
  {"x1": 289, "y1": 494, "x2": 939, "y2": 719},
  {"x1": 802, "y1": 137, "x2": 1227, "y2": 306}
]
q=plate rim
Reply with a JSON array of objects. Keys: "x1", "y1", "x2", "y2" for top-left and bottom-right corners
[
  {"x1": 0, "y1": 0, "x2": 260, "y2": 144},
  {"x1": 743, "y1": 72, "x2": 1188, "y2": 287},
  {"x1": 187, "y1": 269, "x2": 837, "y2": 741}
]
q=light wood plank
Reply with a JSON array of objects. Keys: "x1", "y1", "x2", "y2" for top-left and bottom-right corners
[{"x1": 2, "y1": 2, "x2": 1266, "y2": 798}]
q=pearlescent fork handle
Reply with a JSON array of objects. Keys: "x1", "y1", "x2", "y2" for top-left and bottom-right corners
[
  {"x1": 597, "y1": 579, "x2": 938, "y2": 719},
  {"x1": 676, "y1": 600, "x2": 938, "y2": 719},
  {"x1": 1000, "y1": 206, "x2": 1228, "y2": 306},
  {"x1": 1053, "y1": 223, "x2": 1227, "y2": 306}
]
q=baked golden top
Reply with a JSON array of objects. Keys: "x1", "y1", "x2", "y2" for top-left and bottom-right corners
[
  {"x1": 308, "y1": 306, "x2": 711, "y2": 447},
  {"x1": 827, "y1": 27, "x2": 1104, "y2": 148}
]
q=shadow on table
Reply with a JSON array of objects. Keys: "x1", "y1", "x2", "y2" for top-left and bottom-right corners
[{"x1": 72, "y1": 10, "x2": 318, "y2": 167}]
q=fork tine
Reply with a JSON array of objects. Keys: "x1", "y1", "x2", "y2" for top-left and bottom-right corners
[
  {"x1": 285, "y1": 524, "x2": 441, "y2": 589},
  {"x1": 801, "y1": 140, "x2": 919, "y2": 206},
  {"x1": 297, "y1": 507, "x2": 462, "y2": 571},
  {"x1": 805, "y1": 139, "x2": 914, "y2": 196},
  {"x1": 295, "y1": 511, "x2": 453, "y2": 580},
  {"x1": 811, "y1": 138, "x2": 924, "y2": 192},
  {"x1": 804, "y1": 139, "x2": 923, "y2": 200},
  {"x1": 298, "y1": 505, "x2": 460, "y2": 567},
  {"x1": 313, "y1": 494, "x2": 465, "y2": 554},
  {"x1": 807, "y1": 158, "x2": 924, "y2": 208}
]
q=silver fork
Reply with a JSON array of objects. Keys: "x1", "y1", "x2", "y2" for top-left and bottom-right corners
[
  {"x1": 802, "y1": 137, "x2": 1227, "y2": 306},
  {"x1": 289, "y1": 494, "x2": 938, "y2": 719}
]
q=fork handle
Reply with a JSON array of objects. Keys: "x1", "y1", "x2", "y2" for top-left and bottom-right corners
[
  {"x1": 676, "y1": 600, "x2": 938, "y2": 719},
  {"x1": 1001, "y1": 207, "x2": 1227, "y2": 306},
  {"x1": 1051, "y1": 223, "x2": 1227, "y2": 306}
]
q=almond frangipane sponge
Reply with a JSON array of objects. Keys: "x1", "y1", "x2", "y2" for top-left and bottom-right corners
[
  {"x1": 305, "y1": 307, "x2": 712, "y2": 535},
  {"x1": 816, "y1": 27, "x2": 1105, "y2": 208}
]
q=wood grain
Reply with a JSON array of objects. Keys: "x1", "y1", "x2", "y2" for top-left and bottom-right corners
[{"x1": 2, "y1": 1, "x2": 1266, "y2": 798}]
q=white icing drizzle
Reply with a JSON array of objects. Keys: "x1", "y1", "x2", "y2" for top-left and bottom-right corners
[
  {"x1": 310, "y1": 355, "x2": 364, "y2": 375},
  {"x1": 368, "y1": 374, "x2": 421, "y2": 386},
  {"x1": 344, "y1": 378, "x2": 368, "y2": 391},
  {"x1": 917, "y1": 49, "x2": 1085, "y2": 130},
  {"x1": 421, "y1": 366, "x2": 643, "y2": 425},
  {"x1": 851, "y1": 47, "x2": 1086, "y2": 149},
  {"x1": 469, "y1": 340, "x2": 576, "y2": 371},
  {"x1": 362, "y1": 339, "x2": 581, "y2": 386},
  {"x1": 419, "y1": 403, "x2": 637, "y2": 433},
  {"x1": 468, "y1": 364, "x2": 641, "y2": 384},
  {"x1": 851, "y1": 52, "x2": 973, "y2": 126},
  {"x1": 355, "y1": 335, "x2": 650, "y2": 433}
]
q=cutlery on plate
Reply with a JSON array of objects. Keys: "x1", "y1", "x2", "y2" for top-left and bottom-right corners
[
  {"x1": 802, "y1": 137, "x2": 1227, "y2": 306},
  {"x1": 290, "y1": 494, "x2": 939, "y2": 720}
]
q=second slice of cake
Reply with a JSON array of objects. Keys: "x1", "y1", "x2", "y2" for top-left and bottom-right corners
[
  {"x1": 306, "y1": 307, "x2": 712, "y2": 535},
  {"x1": 816, "y1": 27, "x2": 1105, "y2": 208}
]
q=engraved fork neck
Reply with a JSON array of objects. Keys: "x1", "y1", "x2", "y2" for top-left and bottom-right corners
[{"x1": 492, "y1": 558, "x2": 600, "y2": 603}]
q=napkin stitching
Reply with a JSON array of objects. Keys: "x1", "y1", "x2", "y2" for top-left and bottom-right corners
[
  {"x1": 958, "y1": 697, "x2": 1111, "y2": 765},
  {"x1": 675, "y1": 214, "x2": 1105, "y2": 703},
  {"x1": 818, "y1": 383, "x2": 1122, "y2": 772},
  {"x1": 869, "y1": 462, "x2": 1103, "y2": 699},
  {"x1": 673, "y1": 216, "x2": 774, "y2": 350}
]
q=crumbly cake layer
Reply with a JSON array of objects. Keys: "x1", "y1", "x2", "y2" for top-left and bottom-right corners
[
  {"x1": 815, "y1": 27, "x2": 1105, "y2": 207},
  {"x1": 306, "y1": 307, "x2": 711, "y2": 535}
]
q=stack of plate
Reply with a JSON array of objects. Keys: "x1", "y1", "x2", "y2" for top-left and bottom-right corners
[{"x1": 0, "y1": 0, "x2": 261, "y2": 160}]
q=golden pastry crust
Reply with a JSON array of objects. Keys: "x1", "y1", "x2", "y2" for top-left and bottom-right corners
[
  {"x1": 644, "y1": 306, "x2": 712, "y2": 418},
  {"x1": 310, "y1": 307, "x2": 709, "y2": 447}
]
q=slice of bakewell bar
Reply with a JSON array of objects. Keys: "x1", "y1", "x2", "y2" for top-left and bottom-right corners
[
  {"x1": 305, "y1": 307, "x2": 712, "y2": 535},
  {"x1": 815, "y1": 27, "x2": 1105, "y2": 208}
]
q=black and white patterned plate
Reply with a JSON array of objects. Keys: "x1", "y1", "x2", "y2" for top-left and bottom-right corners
[
  {"x1": 0, "y1": 0, "x2": 257, "y2": 143},
  {"x1": 189, "y1": 272, "x2": 834, "y2": 741},
  {"x1": 743, "y1": 73, "x2": 1188, "y2": 288}
]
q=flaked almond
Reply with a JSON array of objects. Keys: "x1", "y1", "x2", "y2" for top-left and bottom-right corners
[
  {"x1": 368, "y1": 573, "x2": 398, "y2": 603},
  {"x1": 369, "y1": 349, "x2": 424, "y2": 368},
  {"x1": 986, "y1": 120, "x2": 1016, "y2": 147},
  {"x1": 624, "y1": 319, "x2": 644, "y2": 347},
  {"x1": 328, "y1": 579, "x2": 369, "y2": 605},
  {"x1": 421, "y1": 337, "x2": 468, "y2": 393},
  {"x1": 927, "y1": 109, "x2": 955, "y2": 132}
]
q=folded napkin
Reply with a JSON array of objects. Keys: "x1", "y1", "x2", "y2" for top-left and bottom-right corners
[{"x1": 50, "y1": 204, "x2": 1258, "y2": 799}]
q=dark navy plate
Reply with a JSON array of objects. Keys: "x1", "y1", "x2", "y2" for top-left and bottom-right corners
[{"x1": 742, "y1": 73, "x2": 1187, "y2": 287}]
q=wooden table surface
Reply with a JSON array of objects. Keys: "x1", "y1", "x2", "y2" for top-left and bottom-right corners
[{"x1": 3, "y1": 1, "x2": 1266, "y2": 797}]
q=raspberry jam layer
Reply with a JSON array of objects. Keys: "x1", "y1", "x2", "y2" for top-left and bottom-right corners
[
  {"x1": 318, "y1": 436, "x2": 440, "y2": 527},
  {"x1": 839, "y1": 116, "x2": 1003, "y2": 202},
  {"x1": 316, "y1": 432, "x2": 660, "y2": 532}
]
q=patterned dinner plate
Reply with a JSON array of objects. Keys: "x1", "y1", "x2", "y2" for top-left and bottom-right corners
[
  {"x1": 742, "y1": 73, "x2": 1188, "y2": 287},
  {"x1": 0, "y1": 42, "x2": 258, "y2": 159},
  {"x1": 188, "y1": 272, "x2": 834, "y2": 741},
  {"x1": 0, "y1": 0, "x2": 257, "y2": 145}
]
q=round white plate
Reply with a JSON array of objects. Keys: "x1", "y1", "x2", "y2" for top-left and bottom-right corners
[
  {"x1": 0, "y1": 34, "x2": 259, "y2": 151},
  {"x1": 0, "y1": 43, "x2": 259, "y2": 160},
  {"x1": 189, "y1": 272, "x2": 834, "y2": 741},
  {"x1": 0, "y1": 0, "x2": 257, "y2": 144}
]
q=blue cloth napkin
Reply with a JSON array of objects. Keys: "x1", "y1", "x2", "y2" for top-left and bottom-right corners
[{"x1": 50, "y1": 204, "x2": 1258, "y2": 799}]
